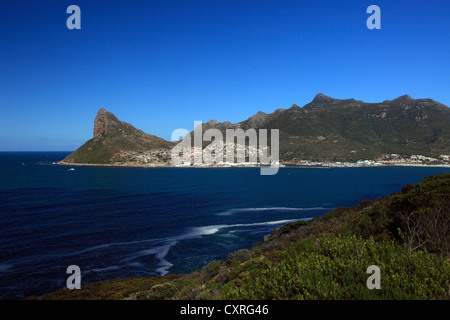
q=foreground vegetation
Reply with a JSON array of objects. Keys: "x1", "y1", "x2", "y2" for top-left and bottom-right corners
[{"x1": 33, "y1": 173, "x2": 450, "y2": 300}]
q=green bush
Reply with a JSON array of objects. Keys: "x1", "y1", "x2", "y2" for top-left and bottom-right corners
[
  {"x1": 202, "y1": 260, "x2": 225, "y2": 282},
  {"x1": 228, "y1": 249, "x2": 252, "y2": 263},
  {"x1": 145, "y1": 282, "x2": 178, "y2": 300},
  {"x1": 218, "y1": 235, "x2": 450, "y2": 300}
]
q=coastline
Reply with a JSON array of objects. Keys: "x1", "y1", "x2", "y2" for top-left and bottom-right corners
[
  {"x1": 58, "y1": 161, "x2": 450, "y2": 169},
  {"x1": 28, "y1": 172, "x2": 450, "y2": 300},
  {"x1": 57, "y1": 161, "x2": 269, "y2": 169},
  {"x1": 388, "y1": 163, "x2": 450, "y2": 168}
]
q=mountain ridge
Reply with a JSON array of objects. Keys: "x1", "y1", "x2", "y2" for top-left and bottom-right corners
[
  {"x1": 199, "y1": 94, "x2": 450, "y2": 161},
  {"x1": 61, "y1": 94, "x2": 450, "y2": 164}
]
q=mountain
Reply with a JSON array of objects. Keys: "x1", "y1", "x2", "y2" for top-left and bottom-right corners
[
  {"x1": 196, "y1": 93, "x2": 450, "y2": 161},
  {"x1": 61, "y1": 108, "x2": 175, "y2": 164},
  {"x1": 62, "y1": 94, "x2": 450, "y2": 164}
]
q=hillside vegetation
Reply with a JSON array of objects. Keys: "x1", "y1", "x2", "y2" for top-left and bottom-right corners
[{"x1": 34, "y1": 173, "x2": 450, "y2": 300}]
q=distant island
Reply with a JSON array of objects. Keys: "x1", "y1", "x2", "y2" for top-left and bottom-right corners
[{"x1": 60, "y1": 94, "x2": 450, "y2": 167}]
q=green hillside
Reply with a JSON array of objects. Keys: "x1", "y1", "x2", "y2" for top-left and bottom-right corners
[
  {"x1": 219, "y1": 94, "x2": 450, "y2": 162},
  {"x1": 34, "y1": 172, "x2": 450, "y2": 300}
]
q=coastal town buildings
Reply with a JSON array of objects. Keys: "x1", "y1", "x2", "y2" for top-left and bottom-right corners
[{"x1": 115, "y1": 147, "x2": 449, "y2": 168}]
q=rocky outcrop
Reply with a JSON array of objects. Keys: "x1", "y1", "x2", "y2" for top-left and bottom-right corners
[
  {"x1": 61, "y1": 109, "x2": 175, "y2": 164},
  {"x1": 93, "y1": 108, "x2": 110, "y2": 137}
]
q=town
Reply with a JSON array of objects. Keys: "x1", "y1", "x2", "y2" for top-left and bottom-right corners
[
  {"x1": 286, "y1": 154, "x2": 450, "y2": 167},
  {"x1": 116, "y1": 142, "x2": 274, "y2": 167},
  {"x1": 114, "y1": 147, "x2": 450, "y2": 168}
]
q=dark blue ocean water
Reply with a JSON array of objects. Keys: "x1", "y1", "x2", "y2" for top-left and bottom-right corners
[{"x1": 1, "y1": 152, "x2": 449, "y2": 299}]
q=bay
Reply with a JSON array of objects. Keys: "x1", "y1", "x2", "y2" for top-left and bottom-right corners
[{"x1": 1, "y1": 151, "x2": 449, "y2": 299}]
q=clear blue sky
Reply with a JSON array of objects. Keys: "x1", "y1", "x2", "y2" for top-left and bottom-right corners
[{"x1": 1, "y1": 0, "x2": 449, "y2": 151}]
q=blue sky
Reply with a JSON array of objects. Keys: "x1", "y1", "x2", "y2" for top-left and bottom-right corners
[{"x1": 1, "y1": 0, "x2": 449, "y2": 151}]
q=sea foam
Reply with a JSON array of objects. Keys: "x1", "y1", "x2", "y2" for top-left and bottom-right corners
[{"x1": 216, "y1": 207, "x2": 331, "y2": 216}]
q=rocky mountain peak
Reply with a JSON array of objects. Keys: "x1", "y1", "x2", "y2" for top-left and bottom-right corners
[
  {"x1": 93, "y1": 108, "x2": 121, "y2": 138},
  {"x1": 94, "y1": 108, "x2": 109, "y2": 137},
  {"x1": 247, "y1": 110, "x2": 270, "y2": 127},
  {"x1": 205, "y1": 120, "x2": 219, "y2": 126},
  {"x1": 303, "y1": 93, "x2": 339, "y2": 110},
  {"x1": 393, "y1": 95, "x2": 414, "y2": 103},
  {"x1": 313, "y1": 93, "x2": 335, "y2": 102},
  {"x1": 63, "y1": 108, "x2": 175, "y2": 164}
]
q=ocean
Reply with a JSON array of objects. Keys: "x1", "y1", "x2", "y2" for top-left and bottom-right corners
[{"x1": 1, "y1": 151, "x2": 449, "y2": 299}]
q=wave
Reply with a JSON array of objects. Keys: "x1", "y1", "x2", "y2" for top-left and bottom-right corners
[
  {"x1": 72, "y1": 217, "x2": 300, "y2": 257},
  {"x1": 215, "y1": 207, "x2": 331, "y2": 216},
  {"x1": 85, "y1": 265, "x2": 122, "y2": 274},
  {"x1": 35, "y1": 161, "x2": 57, "y2": 166},
  {"x1": 82, "y1": 242, "x2": 178, "y2": 276},
  {"x1": 65, "y1": 216, "x2": 313, "y2": 277},
  {"x1": 73, "y1": 239, "x2": 161, "y2": 256},
  {"x1": 187, "y1": 217, "x2": 312, "y2": 237},
  {"x1": 122, "y1": 241, "x2": 177, "y2": 276},
  {"x1": 0, "y1": 264, "x2": 13, "y2": 273}
]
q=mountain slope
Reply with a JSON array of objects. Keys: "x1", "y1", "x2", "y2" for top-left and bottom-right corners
[
  {"x1": 61, "y1": 108, "x2": 175, "y2": 164},
  {"x1": 200, "y1": 94, "x2": 450, "y2": 161}
]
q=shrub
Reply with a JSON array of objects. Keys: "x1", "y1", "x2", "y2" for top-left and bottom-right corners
[
  {"x1": 217, "y1": 235, "x2": 450, "y2": 300},
  {"x1": 202, "y1": 260, "x2": 225, "y2": 282},
  {"x1": 228, "y1": 249, "x2": 252, "y2": 263},
  {"x1": 146, "y1": 282, "x2": 177, "y2": 300}
]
